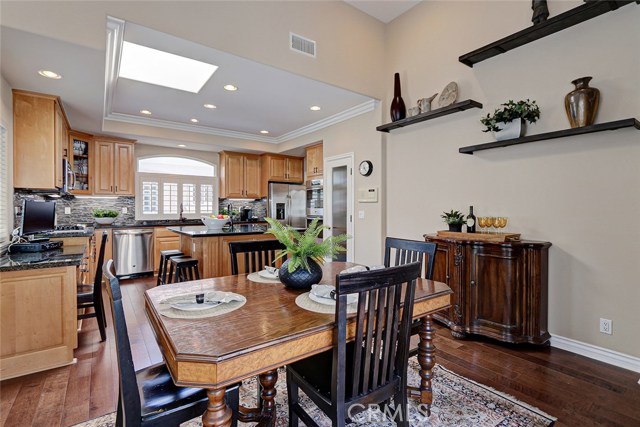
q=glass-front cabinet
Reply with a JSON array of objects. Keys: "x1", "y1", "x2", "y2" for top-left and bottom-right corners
[{"x1": 68, "y1": 130, "x2": 93, "y2": 194}]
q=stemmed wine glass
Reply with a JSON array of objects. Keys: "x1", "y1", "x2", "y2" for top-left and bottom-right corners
[
  {"x1": 495, "y1": 217, "x2": 508, "y2": 233},
  {"x1": 485, "y1": 217, "x2": 496, "y2": 234},
  {"x1": 477, "y1": 217, "x2": 487, "y2": 233}
]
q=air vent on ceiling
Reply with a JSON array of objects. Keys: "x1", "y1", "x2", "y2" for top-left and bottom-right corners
[{"x1": 290, "y1": 32, "x2": 316, "y2": 58}]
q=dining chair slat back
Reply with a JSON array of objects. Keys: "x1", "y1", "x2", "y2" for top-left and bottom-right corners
[
  {"x1": 384, "y1": 237, "x2": 437, "y2": 280},
  {"x1": 103, "y1": 259, "x2": 240, "y2": 427},
  {"x1": 384, "y1": 237, "x2": 438, "y2": 360},
  {"x1": 286, "y1": 262, "x2": 421, "y2": 427},
  {"x1": 228, "y1": 240, "x2": 287, "y2": 275},
  {"x1": 77, "y1": 231, "x2": 109, "y2": 342}
]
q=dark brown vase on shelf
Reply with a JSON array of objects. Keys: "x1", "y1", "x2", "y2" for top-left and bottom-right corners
[
  {"x1": 390, "y1": 73, "x2": 406, "y2": 122},
  {"x1": 565, "y1": 76, "x2": 600, "y2": 128}
]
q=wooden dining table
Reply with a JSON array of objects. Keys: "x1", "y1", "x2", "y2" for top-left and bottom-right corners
[{"x1": 144, "y1": 261, "x2": 452, "y2": 427}]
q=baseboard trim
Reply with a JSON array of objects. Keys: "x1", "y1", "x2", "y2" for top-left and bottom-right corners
[{"x1": 550, "y1": 335, "x2": 640, "y2": 373}]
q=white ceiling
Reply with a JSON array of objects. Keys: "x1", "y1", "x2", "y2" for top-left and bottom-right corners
[
  {"x1": 345, "y1": 0, "x2": 421, "y2": 23},
  {"x1": 1, "y1": 16, "x2": 376, "y2": 151}
]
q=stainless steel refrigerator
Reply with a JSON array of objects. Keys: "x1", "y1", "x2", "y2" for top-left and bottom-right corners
[{"x1": 268, "y1": 182, "x2": 306, "y2": 228}]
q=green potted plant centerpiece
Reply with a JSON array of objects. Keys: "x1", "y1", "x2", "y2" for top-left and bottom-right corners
[
  {"x1": 441, "y1": 210, "x2": 465, "y2": 232},
  {"x1": 480, "y1": 99, "x2": 540, "y2": 141},
  {"x1": 92, "y1": 209, "x2": 119, "y2": 225},
  {"x1": 265, "y1": 217, "x2": 349, "y2": 289}
]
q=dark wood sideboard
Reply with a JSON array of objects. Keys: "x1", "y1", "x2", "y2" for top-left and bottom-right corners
[{"x1": 424, "y1": 234, "x2": 551, "y2": 345}]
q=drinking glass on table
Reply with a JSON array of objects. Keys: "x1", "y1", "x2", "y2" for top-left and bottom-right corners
[{"x1": 477, "y1": 217, "x2": 487, "y2": 233}]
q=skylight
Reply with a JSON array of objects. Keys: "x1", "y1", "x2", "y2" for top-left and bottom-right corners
[{"x1": 119, "y1": 42, "x2": 218, "y2": 93}]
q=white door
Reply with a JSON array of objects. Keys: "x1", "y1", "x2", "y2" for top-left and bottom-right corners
[{"x1": 324, "y1": 153, "x2": 354, "y2": 262}]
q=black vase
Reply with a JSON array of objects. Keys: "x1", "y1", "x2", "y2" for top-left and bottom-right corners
[
  {"x1": 390, "y1": 73, "x2": 406, "y2": 122},
  {"x1": 279, "y1": 258, "x2": 323, "y2": 290}
]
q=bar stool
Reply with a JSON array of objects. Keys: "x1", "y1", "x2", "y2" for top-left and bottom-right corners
[
  {"x1": 157, "y1": 250, "x2": 184, "y2": 286},
  {"x1": 170, "y1": 256, "x2": 200, "y2": 283}
]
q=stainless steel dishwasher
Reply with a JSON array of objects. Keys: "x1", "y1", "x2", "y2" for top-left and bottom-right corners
[{"x1": 112, "y1": 229, "x2": 154, "y2": 278}]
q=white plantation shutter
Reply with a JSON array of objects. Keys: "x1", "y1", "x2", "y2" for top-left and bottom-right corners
[
  {"x1": 0, "y1": 124, "x2": 9, "y2": 248},
  {"x1": 135, "y1": 172, "x2": 216, "y2": 220}
]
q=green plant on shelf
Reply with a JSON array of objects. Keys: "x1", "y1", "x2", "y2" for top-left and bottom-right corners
[
  {"x1": 441, "y1": 210, "x2": 465, "y2": 225},
  {"x1": 480, "y1": 99, "x2": 540, "y2": 133}
]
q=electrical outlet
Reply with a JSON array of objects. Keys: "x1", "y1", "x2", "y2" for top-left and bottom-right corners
[
  {"x1": 599, "y1": 318, "x2": 612, "y2": 335},
  {"x1": 64, "y1": 207, "x2": 71, "y2": 214},
  {"x1": 358, "y1": 210, "x2": 365, "y2": 219},
  {"x1": 122, "y1": 207, "x2": 128, "y2": 214}
]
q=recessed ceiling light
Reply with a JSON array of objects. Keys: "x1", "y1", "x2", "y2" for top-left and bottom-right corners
[
  {"x1": 38, "y1": 70, "x2": 62, "y2": 79},
  {"x1": 223, "y1": 84, "x2": 238, "y2": 91},
  {"x1": 310, "y1": 105, "x2": 321, "y2": 111},
  {"x1": 203, "y1": 104, "x2": 217, "y2": 109},
  {"x1": 178, "y1": 144, "x2": 187, "y2": 147},
  {"x1": 140, "y1": 109, "x2": 152, "y2": 115},
  {"x1": 260, "y1": 130, "x2": 269, "y2": 134},
  {"x1": 190, "y1": 118, "x2": 199, "y2": 123},
  {"x1": 119, "y1": 41, "x2": 218, "y2": 93}
]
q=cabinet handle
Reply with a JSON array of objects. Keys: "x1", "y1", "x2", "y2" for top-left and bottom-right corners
[
  {"x1": 470, "y1": 280, "x2": 476, "y2": 286},
  {"x1": 111, "y1": 185, "x2": 113, "y2": 191},
  {"x1": 115, "y1": 186, "x2": 118, "y2": 192}
]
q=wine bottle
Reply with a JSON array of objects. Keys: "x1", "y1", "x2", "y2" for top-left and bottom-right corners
[
  {"x1": 466, "y1": 206, "x2": 476, "y2": 233},
  {"x1": 390, "y1": 73, "x2": 406, "y2": 122}
]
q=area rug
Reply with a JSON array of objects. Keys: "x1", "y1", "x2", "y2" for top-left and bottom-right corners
[{"x1": 73, "y1": 357, "x2": 556, "y2": 427}]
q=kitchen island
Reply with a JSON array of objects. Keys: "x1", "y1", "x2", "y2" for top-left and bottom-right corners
[
  {"x1": 167, "y1": 225, "x2": 278, "y2": 278},
  {"x1": 0, "y1": 245, "x2": 85, "y2": 380}
]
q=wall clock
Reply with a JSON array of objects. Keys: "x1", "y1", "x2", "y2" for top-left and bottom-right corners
[{"x1": 359, "y1": 160, "x2": 373, "y2": 177}]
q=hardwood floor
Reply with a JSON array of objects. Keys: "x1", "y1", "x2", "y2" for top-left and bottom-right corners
[{"x1": 1, "y1": 276, "x2": 639, "y2": 426}]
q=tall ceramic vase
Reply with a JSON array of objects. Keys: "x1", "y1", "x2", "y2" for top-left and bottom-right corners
[
  {"x1": 564, "y1": 76, "x2": 600, "y2": 128},
  {"x1": 390, "y1": 73, "x2": 406, "y2": 122}
]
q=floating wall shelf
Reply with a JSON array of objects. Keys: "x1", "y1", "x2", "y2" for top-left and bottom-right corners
[
  {"x1": 376, "y1": 100, "x2": 482, "y2": 133},
  {"x1": 459, "y1": 0, "x2": 639, "y2": 67},
  {"x1": 459, "y1": 118, "x2": 640, "y2": 155}
]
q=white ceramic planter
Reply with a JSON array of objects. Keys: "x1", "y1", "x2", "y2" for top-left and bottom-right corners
[
  {"x1": 94, "y1": 217, "x2": 116, "y2": 225},
  {"x1": 494, "y1": 119, "x2": 525, "y2": 141}
]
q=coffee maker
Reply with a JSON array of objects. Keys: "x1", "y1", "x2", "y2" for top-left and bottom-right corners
[{"x1": 240, "y1": 206, "x2": 253, "y2": 221}]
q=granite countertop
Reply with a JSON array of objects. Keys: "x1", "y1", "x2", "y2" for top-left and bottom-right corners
[
  {"x1": 93, "y1": 220, "x2": 267, "y2": 229},
  {"x1": 35, "y1": 227, "x2": 95, "y2": 239},
  {"x1": 167, "y1": 224, "x2": 270, "y2": 237},
  {"x1": 0, "y1": 245, "x2": 86, "y2": 272}
]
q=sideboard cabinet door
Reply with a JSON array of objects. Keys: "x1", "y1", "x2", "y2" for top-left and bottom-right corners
[{"x1": 426, "y1": 235, "x2": 551, "y2": 345}]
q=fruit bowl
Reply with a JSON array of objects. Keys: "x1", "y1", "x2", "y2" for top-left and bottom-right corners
[{"x1": 201, "y1": 216, "x2": 230, "y2": 229}]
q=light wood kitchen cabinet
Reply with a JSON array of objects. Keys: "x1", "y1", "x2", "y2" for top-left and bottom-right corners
[
  {"x1": 0, "y1": 266, "x2": 78, "y2": 380},
  {"x1": 93, "y1": 136, "x2": 135, "y2": 196},
  {"x1": 12, "y1": 90, "x2": 69, "y2": 189},
  {"x1": 153, "y1": 228, "x2": 181, "y2": 273},
  {"x1": 305, "y1": 144, "x2": 323, "y2": 178},
  {"x1": 261, "y1": 154, "x2": 304, "y2": 183},
  {"x1": 68, "y1": 130, "x2": 93, "y2": 195},
  {"x1": 219, "y1": 151, "x2": 261, "y2": 198}
]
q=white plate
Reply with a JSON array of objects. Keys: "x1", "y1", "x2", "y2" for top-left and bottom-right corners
[
  {"x1": 170, "y1": 301, "x2": 221, "y2": 312},
  {"x1": 309, "y1": 286, "x2": 358, "y2": 306},
  {"x1": 258, "y1": 270, "x2": 279, "y2": 280}
]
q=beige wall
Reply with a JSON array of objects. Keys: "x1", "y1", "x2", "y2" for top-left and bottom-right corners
[
  {"x1": 282, "y1": 105, "x2": 386, "y2": 266},
  {"x1": 383, "y1": 1, "x2": 640, "y2": 357},
  {"x1": 0, "y1": 75, "x2": 13, "y2": 247}
]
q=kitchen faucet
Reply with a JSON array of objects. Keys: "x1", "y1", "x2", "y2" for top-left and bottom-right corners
[{"x1": 179, "y1": 202, "x2": 186, "y2": 222}]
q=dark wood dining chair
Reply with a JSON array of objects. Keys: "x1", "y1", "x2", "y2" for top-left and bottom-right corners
[
  {"x1": 286, "y1": 262, "x2": 421, "y2": 427},
  {"x1": 228, "y1": 239, "x2": 287, "y2": 275},
  {"x1": 384, "y1": 237, "x2": 436, "y2": 281},
  {"x1": 384, "y1": 237, "x2": 437, "y2": 359},
  {"x1": 77, "y1": 231, "x2": 108, "y2": 342},
  {"x1": 102, "y1": 259, "x2": 241, "y2": 427}
]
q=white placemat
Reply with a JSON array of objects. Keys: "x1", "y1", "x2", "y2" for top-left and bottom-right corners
[
  {"x1": 158, "y1": 291, "x2": 246, "y2": 319},
  {"x1": 247, "y1": 271, "x2": 282, "y2": 284},
  {"x1": 295, "y1": 292, "x2": 358, "y2": 314}
]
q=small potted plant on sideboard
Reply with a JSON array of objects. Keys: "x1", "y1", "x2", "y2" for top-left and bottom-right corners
[
  {"x1": 480, "y1": 99, "x2": 540, "y2": 141},
  {"x1": 441, "y1": 210, "x2": 465, "y2": 232}
]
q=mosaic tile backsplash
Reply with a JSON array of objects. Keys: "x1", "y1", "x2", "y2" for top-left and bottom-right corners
[
  {"x1": 219, "y1": 198, "x2": 267, "y2": 221},
  {"x1": 13, "y1": 191, "x2": 135, "y2": 228}
]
